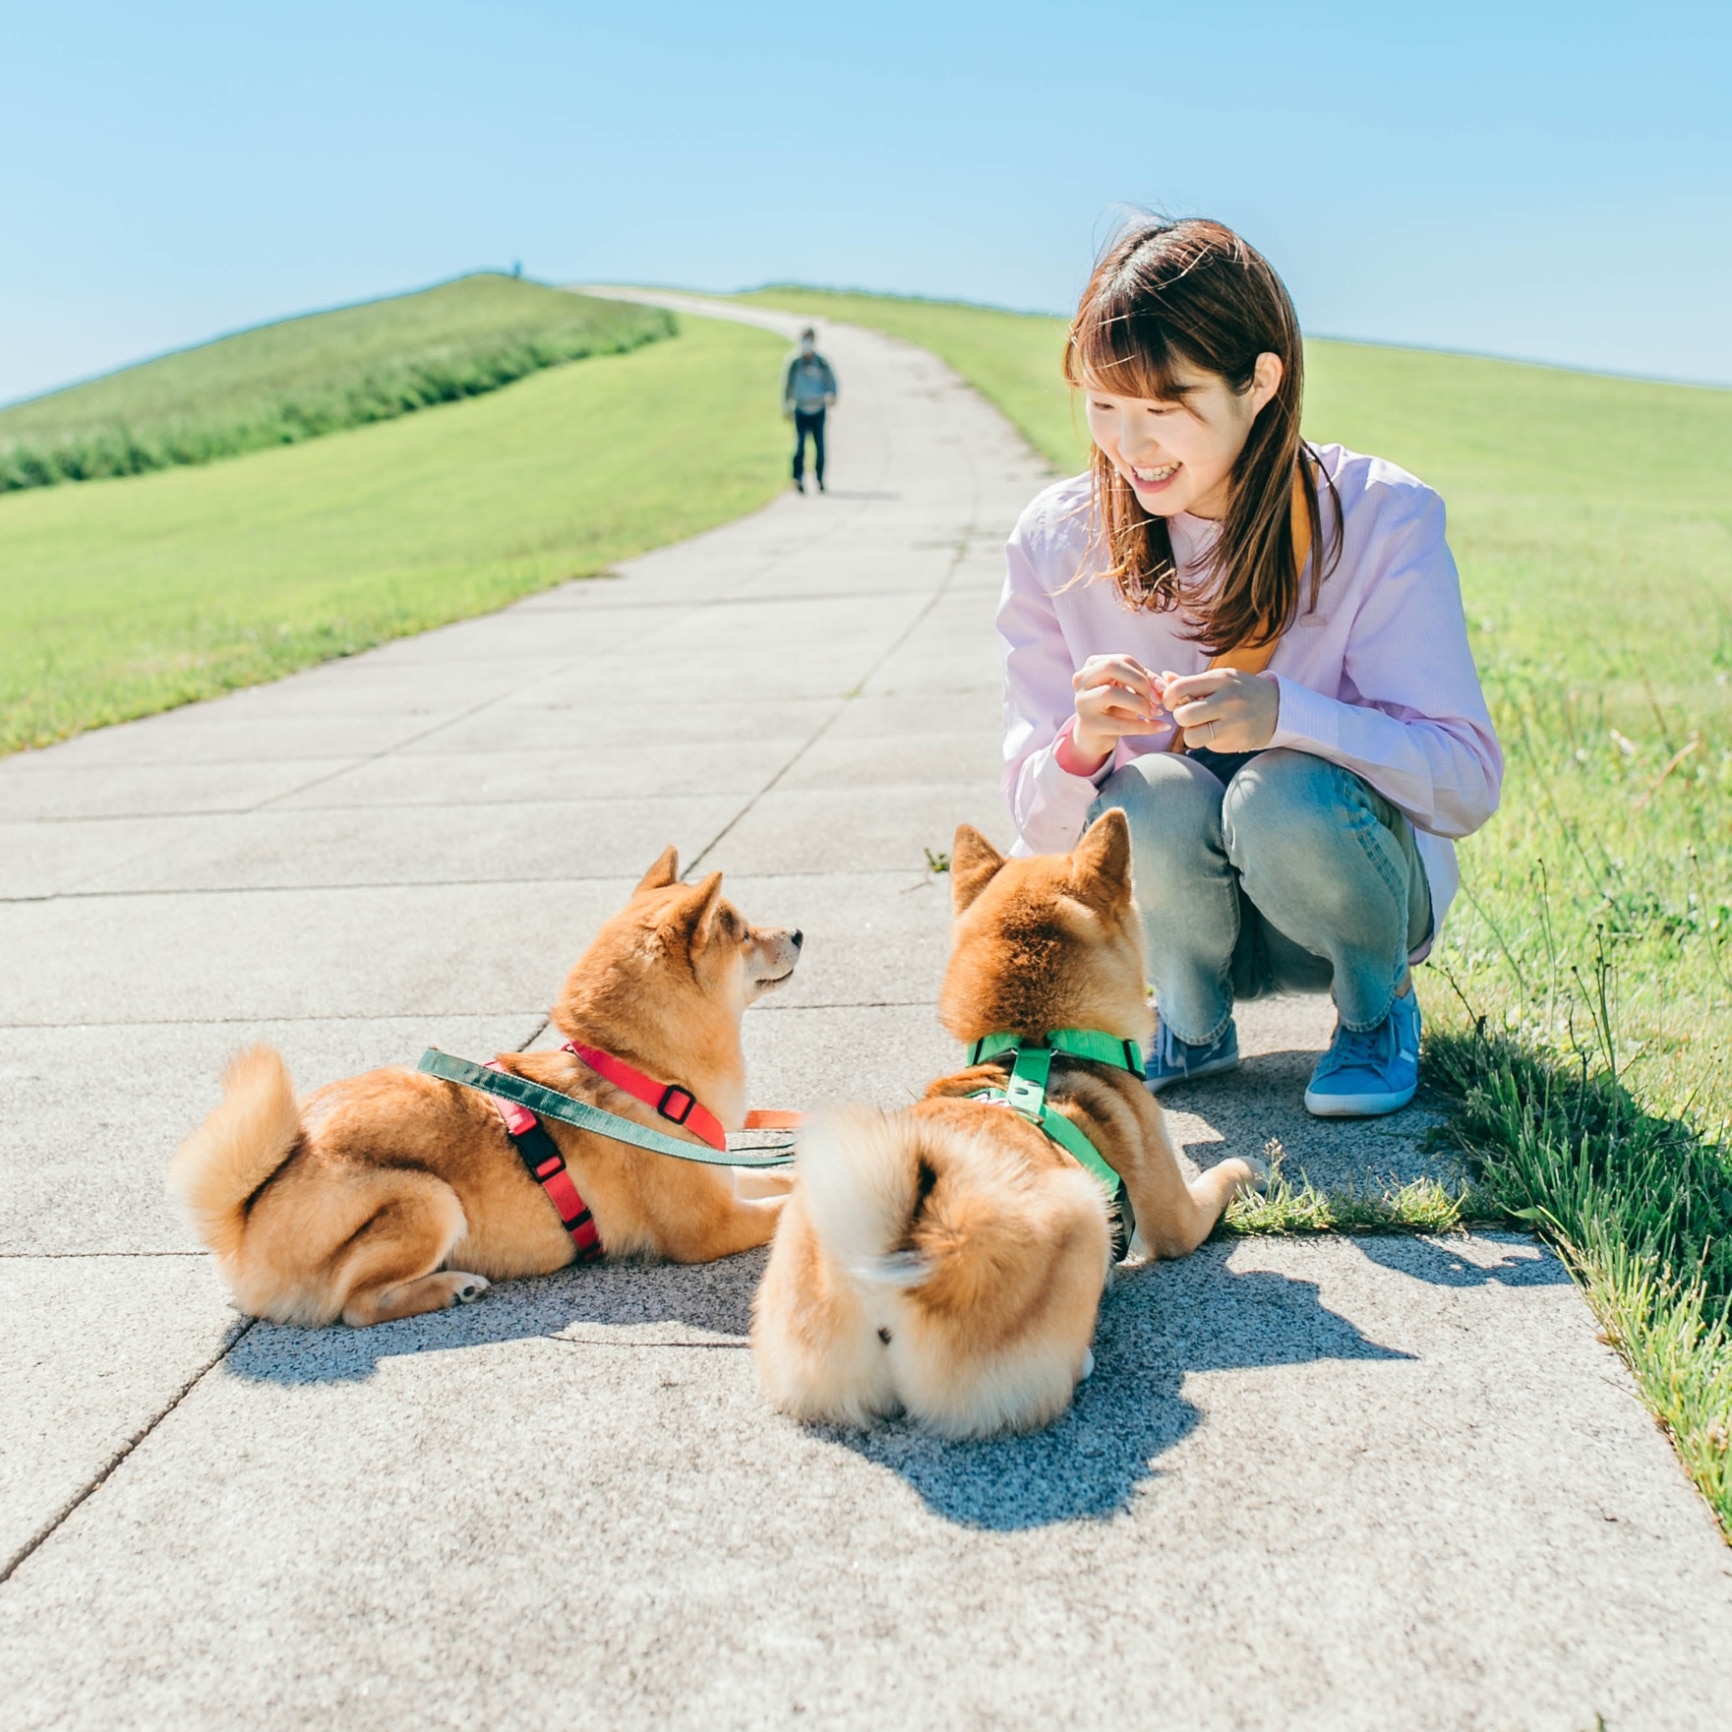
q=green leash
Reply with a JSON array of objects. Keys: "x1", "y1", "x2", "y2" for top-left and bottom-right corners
[
  {"x1": 964, "y1": 1028, "x2": 1143, "y2": 1251},
  {"x1": 417, "y1": 1049, "x2": 797, "y2": 1169}
]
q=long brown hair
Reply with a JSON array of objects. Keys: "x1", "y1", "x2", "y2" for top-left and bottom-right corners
[{"x1": 1064, "y1": 217, "x2": 1340, "y2": 653}]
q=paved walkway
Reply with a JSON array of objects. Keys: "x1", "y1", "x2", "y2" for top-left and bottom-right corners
[{"x1": 2, "y1": 297, "x2": 1728, "y2": 1731}]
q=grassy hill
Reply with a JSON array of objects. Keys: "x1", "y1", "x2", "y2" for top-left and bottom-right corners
[
  {"x1": 0, "y1": 309, "x2": 785, "y2": 750},
  {"x1": 745, "y1": 283, "x2": 1732, "y2": 1535},
  {"x1": 0, "y1": 275, "x2": 672, "y2": 491}
]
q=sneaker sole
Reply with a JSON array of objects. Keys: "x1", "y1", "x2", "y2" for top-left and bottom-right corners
[
  {"x1": 1147, "y1": 1055, "x2": 1241, "y2": 1094},
  {"x1": 1303, "y1": 1082, "x2": 1418, "y2": 1118}
]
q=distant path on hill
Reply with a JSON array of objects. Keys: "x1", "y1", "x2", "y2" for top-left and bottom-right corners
[{"x1": 0, "y1": 296, "x2": 1727, "y2": 1731}]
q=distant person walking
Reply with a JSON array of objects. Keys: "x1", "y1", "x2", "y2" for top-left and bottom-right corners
[{"x1": 782, "y1": 327, "x2": 837, "y2": 492}]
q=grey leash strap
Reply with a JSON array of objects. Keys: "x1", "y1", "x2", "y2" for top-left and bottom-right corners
[{"x1": 417, "y1": 1049, "x2": 797, "y2": 1169}]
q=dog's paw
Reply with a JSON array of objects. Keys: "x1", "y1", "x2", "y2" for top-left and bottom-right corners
[
  {"x1": 1078, "y1": 1347, "x2": 1095, "y2": 1383},
  {"x1": 450, "y1": 1274, "x2": 491, "y2": 1305},
  {"x1": 1238, "y1": 1156, "x2": 1270, "y2": 1196}
]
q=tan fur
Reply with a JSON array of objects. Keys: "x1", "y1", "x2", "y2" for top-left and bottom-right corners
[
  {"x1": 168, "y1": 848, "x2": 801, "y2": 1327},
  {"x1": 752, "y1": 810, "x2": 1265, "y2": 1437}
]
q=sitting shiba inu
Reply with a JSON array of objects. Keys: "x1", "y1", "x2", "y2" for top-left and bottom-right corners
[
  {"x1": 751, "y1": 811, "x2": 1264, "y2": 1438},
  {"x1": 169, "y1": 849, "x2": 801, "y2": 1327}
]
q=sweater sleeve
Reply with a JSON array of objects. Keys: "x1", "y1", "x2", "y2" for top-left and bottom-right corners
[
  {"x1": 1265, "y1": 489, "x2": 1502, "y2": 839},
  {"x1": 999, "y1": 512, "x2": 1112, "y2": 854}
]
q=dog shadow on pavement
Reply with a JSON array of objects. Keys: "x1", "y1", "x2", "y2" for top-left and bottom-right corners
[
  {"x1": 825, "y1": 1243, "x2": 1413, "y2": 1531},
  {"x1": 225, "y1": 1251, "x2": 770, "y2": 1388},
  {"x1": 225, "y1": 1241, "x2": 1413, "y2": 1537}
]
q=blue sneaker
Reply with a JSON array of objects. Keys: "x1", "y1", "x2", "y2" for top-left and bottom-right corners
[
  {"x1": 1304, "y1": 990, "x2": 1421, "y2": 1118},
  {"x1": 1145, "y1": 1016, "x2": 1240, "y2": 1093}
]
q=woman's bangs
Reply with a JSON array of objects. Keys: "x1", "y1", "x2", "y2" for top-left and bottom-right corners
[{"x1": 1073, "y1": 298, "x2": 1187, "y2": 403}]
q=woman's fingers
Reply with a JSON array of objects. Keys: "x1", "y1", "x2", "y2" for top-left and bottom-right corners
[
  {"x1": 1170, "y1": 670, "x2": 1280, "y2": 752},
  {"x1": 1159, "y1": 669, "x2": 1232, "y2": 707},
  {"x1": 1167, "y1": 692, "x2": 1225, "y2": 727},
  {"x1": 1073, "y1": 655, "x2": 1156, "y2": 698},
  {"x1": 1080, "y1": 691, "x2": 1156, "y2": 728},
  {"x1": 1077, "y1": 684, "x2": 1162, "y2": 734}
]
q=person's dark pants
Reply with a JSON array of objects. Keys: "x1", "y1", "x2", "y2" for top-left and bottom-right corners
[{"x1": 792, "y1": 408, "x2": 826, "y2": 487}]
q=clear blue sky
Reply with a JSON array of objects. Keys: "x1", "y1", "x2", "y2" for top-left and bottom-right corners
[{"x1": 3, "y1": 0, "x2": 1728, "y2": 406}]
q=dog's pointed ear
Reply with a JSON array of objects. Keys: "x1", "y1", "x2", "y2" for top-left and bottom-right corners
[
  {"x1": 635, "y1": 845, "x2": 680, "y2": 894},
  {"x1": 1071, "y1": 808, "x2": 1132, "y2": 909},
  {"x1": 951, "y1": 824, "x2": 1005, "y2": 914},
  {"x1": 667, "y1": 871, "x2": 725, "y2": 947}
]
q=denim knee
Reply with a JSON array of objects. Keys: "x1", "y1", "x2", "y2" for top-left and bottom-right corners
[
  {"x1": 1222, "y1": 749, "x2": 1401, "y2": 921},
  {"x1": 1219, "y1": 744, "x2": 1337, "y2": 852},
  {"x1": 1222, "y1": 746, "x2": 1345, "y2": 837},
  {"x1": 1090, "y1": 754, "x2": 1225, "y2": 874}
]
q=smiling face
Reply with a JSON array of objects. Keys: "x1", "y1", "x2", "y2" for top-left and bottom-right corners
[{"x1": 1082, "y1": 355, "x2": 1281, "y2": 522}]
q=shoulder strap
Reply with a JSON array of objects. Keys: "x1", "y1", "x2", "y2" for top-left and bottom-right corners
[
  {"x1": 1205, "y1": 467, "x2": 1314, "y2": 676},
  {"x1": 1167, "y1": 466, "x2": 1312, "y2": 752},
  {"x1": 1004, "y1": 1046, "x2": 1127, "y2": 1197},
  {"x1": 967, "y1": 1028, "x2": 1143, "y2": 1077}
]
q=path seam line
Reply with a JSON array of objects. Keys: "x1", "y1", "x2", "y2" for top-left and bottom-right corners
[
  {"x1": 687, "y1": 532, "x2": 980, "y2": 874},
  {"x1": 0, "y1": 1317, "x2": 256, "y2": 1588}
]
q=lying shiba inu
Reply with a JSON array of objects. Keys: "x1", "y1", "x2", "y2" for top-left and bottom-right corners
[
  {"x1": 751, "y1": 811, "x2": 1264, "y2": 1438},
  {"x1": 170, "y1": 849, "x2": 801, "y2": 1327}
]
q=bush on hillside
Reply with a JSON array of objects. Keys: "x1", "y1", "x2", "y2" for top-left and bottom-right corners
[{"x1": 0, "y1": 280, "x2": 674, "y2": 493}]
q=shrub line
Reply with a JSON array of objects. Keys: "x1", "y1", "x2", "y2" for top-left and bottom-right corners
[{"x1": 0, "y1": 316, "x2": 673, "y2": 492}]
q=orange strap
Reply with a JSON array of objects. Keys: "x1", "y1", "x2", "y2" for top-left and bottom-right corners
[
  {"x1": 1168, "y1": 468, "x2": 1310, "y2": 752},
  {"x1": 743, "y1": 1109, "x2": 803, "y2": 1130}
]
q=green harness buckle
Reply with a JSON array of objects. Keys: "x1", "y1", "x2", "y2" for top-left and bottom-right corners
[{"x1": 964, "y1": 1028, "x2": 1143, "y2": 1256}]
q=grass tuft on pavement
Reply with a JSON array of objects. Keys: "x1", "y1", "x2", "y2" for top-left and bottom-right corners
[
  {"x1": 746, "y1": 284, "x2": 1732, "y2": 1538},
  {"x1": 0, "y1": 275, "x2": 672, "y2": 491},
  {"x1": 1223, "y1": 1143, "x2": 1492, "y2": 1237}
]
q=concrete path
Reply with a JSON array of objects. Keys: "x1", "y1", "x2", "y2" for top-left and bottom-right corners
[{"x1": 2, "y1": 297, "x2": 1728, "y2": 1732}]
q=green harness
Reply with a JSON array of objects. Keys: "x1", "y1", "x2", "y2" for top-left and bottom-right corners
[{"x1": 963, "y1": 1028, "x2": 1144, "y2": 1254}]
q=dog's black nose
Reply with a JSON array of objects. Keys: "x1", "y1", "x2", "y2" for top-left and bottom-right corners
[{"x1": 790, "y1": 929, "x2": 804, "y2": 949}]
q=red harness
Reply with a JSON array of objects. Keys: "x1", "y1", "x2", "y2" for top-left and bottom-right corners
[{"x1": 484, "y1": 1042, "x2": 730, "y2": 1262}]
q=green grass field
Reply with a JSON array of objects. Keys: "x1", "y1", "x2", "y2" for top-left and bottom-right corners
[
  {"x1": 748, "y1": 285, "x2": 1732, "y2": 1535},
  {"x1": 0, "y1": 312, "x2": 787, "y2": 750},
  {"x1": 0, "y1": 274, "x2": 671, "y2": 491}
]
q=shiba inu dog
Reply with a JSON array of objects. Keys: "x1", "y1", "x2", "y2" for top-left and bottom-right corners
[
  {"x1": 751, "y1": 811, "x2": 1264, "y2": 1437},
  {"x1": 170, "y1": 849, "x2": 801, "y2": 1327}
]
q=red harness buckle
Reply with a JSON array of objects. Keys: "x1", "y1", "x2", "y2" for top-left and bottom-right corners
[
  {"x1": 483, "y1": 1061, "x2": 602, "y2": 1262},
  {"x1": 658, "y1": 1085, "x2": 696, "y2": 1125}
]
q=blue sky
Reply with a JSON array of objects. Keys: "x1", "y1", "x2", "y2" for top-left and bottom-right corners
[{"x1": 3, "y1": 0, "x2": 1728, "y2": 405}]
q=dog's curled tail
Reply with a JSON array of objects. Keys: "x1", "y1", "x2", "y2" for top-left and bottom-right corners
[
  {"x1": 167, "y1": 1044, "x2": 302, "y2": 1262},
  {"x1": 797, "y1": 1106, "x2": 939, "y2": 1291}
]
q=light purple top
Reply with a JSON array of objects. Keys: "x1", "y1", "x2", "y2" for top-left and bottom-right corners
[{"x1": 997, "y1": 443, "x2": 1503, "y2": 954}]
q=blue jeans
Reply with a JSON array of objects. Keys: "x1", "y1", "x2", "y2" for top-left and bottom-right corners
[
  {"x1": 792, "y1": 408, "x2": 826, "y2": 484},
  {"x1": 1088, "y1": 747, "x2": 1433, "y2": 1044}
]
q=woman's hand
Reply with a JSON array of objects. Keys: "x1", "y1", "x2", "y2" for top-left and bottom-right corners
[
  {"x1": 1071, "y1": 654, "x2": 1164, "y2": 765},
  {"x1": 1161, "y1": 668, "x2": 1280, "y2": 753}
]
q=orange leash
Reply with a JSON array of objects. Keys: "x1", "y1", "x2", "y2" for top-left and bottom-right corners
[{"x1": 743, "y1": 1109, "x2": 803, "y2": 1130}]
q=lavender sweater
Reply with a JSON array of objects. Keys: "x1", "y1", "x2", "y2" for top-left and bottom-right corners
[{"x1": 997, "y1": 444, "x2": 1503, "y2": 952}]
